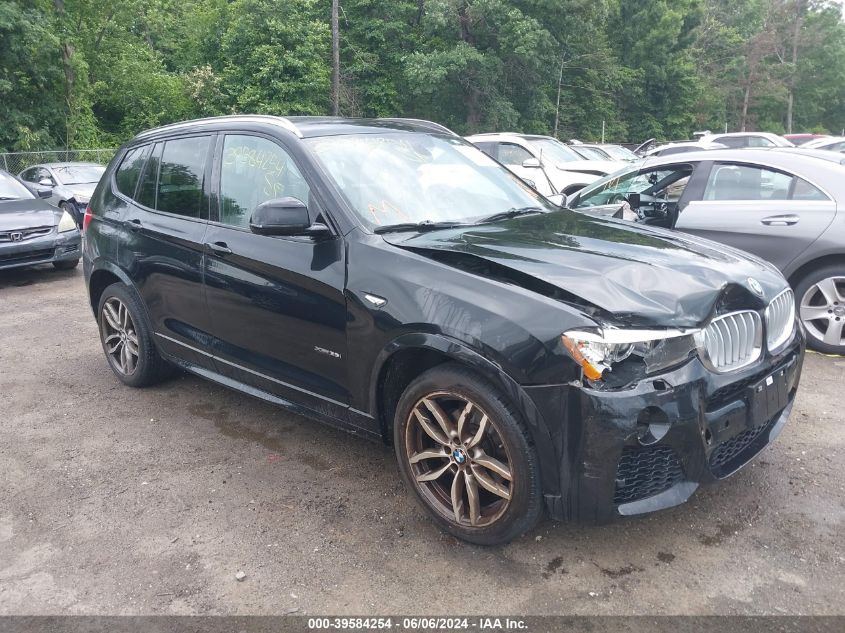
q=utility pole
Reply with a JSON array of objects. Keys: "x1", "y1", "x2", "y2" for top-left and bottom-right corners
[
  {"x1": 331, "y1": 0, "x2": 340, "y2": 116},
  {"x1": 553, "y1": 57, "x2": 565, "y2": 137}
]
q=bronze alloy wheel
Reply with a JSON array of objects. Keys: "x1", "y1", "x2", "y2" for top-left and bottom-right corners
[
  {"x1": 404, "y1": 391, "x2": 514, "y2": 528},
  {"x1": 100, "y1": 297, "x2": 140, "y2": 376}
]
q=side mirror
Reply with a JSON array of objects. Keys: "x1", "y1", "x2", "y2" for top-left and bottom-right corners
[
  {"x1": 249, "y1": 197, "x2": 330, "y2": 237},
  {"x1": 522, "y1": 157, "x2": 542, "y2": 169},
  {"x1": 38, "y1": 178, "x2": 53, "y2": 187},
  {"x1": 547, "y1": 193, "x2": 568, "y2": 208},
  {"x1": 36, "y1": 187, "x2": 52, "y2": 199},
  {"x1": 626, "y1": 192, "x2": 641, "y2": 210}
]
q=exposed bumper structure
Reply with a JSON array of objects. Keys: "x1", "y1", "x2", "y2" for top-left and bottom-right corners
[{"x1": 527, "y1": 326, "x2": 805, "y2": 523}]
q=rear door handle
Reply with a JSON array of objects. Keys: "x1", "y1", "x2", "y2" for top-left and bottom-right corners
[
  {"x1": 761, "y1": 214, "x2": 799, "y2": 226},
  {"x1": 206, "y1": 241, "x2": 232, "y2": 255},
  {"x1": 127, "y1": 218, "x2": 142, "y2": 231}
]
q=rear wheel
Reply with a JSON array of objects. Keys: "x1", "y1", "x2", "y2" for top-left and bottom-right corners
[
  {"x1": 393, "y1": 364, "x2": 542, "y2": 545},
  {"x1": 795, "y1": 265, "x2": 845, "y2": 355},
  {"x1": 97, "y1": 282, "x2": 172, "y2": 387}
]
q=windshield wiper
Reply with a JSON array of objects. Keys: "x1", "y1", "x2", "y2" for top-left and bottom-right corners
[
  {"x1": 475, "y1": 206, "x2": 545, "y2": 224},
  {"x1": 373, "y1": 220, "x2": 470, "y2": 234}
]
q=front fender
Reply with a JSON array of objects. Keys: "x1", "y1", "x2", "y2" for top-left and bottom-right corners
[{"x1": 369, "y1": 332, "x2": 563, "y2": 499}]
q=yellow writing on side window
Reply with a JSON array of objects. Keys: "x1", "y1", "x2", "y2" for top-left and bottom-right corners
[{"x1": 224, "y1": 145, "x2": 286, "y2": 179}]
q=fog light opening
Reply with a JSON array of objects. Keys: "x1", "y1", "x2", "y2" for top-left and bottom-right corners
[{"x1": 636, "y1": 406, "x2": 671, "y2": 446}]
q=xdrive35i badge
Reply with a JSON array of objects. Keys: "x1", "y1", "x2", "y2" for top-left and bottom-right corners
[
  {"x1": 314, "y1": 346, "x2": 341, "y2": 359},
  {"x1": 748, "y1": 277, "x2": 764, "y2": 296}
]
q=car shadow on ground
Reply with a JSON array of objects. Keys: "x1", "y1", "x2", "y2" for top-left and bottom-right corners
[{"x1": 0, "y1": 264, "x2": 82, "y2": 290}]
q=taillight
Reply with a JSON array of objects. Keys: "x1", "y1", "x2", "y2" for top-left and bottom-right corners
[{"x1": 82, "y1": 207, "x2": 93, "y2": 232}]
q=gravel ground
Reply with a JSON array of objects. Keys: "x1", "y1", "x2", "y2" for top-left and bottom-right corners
[{"x1": 0, "y1": 265, "x2": 843, "y2": 616}]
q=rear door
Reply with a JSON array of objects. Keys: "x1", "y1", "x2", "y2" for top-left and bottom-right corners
[
  {"x1": 675, "y1": 162, "x2": 837, "y2": 271},
  {"x1": 202, "y1": 133, "x2": 349, "y2": 422},
  {"x1": 118, "y1": 134, "x2": 216, "y2": 368}
]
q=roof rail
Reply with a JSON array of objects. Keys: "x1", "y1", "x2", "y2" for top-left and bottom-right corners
[
  {"x1": 134, "y1": 115, "x2": 302, "y2": 140},
  {"x1": 378, "y1": 118, "x2": 459, "y2": 136}
]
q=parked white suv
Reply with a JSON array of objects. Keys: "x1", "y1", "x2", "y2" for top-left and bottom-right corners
[{"x1": 465, "y1": 133, "x2": 625, "y2": 197}]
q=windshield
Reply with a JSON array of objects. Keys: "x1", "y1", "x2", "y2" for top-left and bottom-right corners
[
  {"x1": 573, "y1": 164, "x2": 692, "y2": 208},
  {"x1": 528, "y1": 138, "x2": 583, "y2": 164},
  {"x1": 0, "y1": 173, "x2": 35, "y2": 201},
  {"x1": 574, "y1": 146, "x2": 610, "y2": 161},
  {"x1": 53, "y1": 164, "x2": 105, "y2": 185},
  {"x1": 306, "y1": 133, "x2": 555, "y2": 229}
]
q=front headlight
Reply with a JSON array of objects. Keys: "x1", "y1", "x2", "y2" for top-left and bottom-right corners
[
  {"x1": 562, "y1": 328, "x2": 698, "y2": 383},
  {"x1": 58, "y1": 210, "x2": 77, "y2": 233}
]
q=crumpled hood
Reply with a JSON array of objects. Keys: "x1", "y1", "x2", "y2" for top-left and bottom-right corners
[
  {"x1": 382, "y1": 211, "x2": 787, "y2": 327},
  {"x1": 0, "y1": 199, "x2": 60, "y2": 231},
  {"x1": 65, "y1": 183, "x2": 96, "y2": 201}
]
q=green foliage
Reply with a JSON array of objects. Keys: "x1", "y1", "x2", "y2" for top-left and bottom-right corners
[{"x1": 0, "y1": 0, "x2": 843, "y2": 150}]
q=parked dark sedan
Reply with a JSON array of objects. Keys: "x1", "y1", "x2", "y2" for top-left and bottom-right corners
[
  {"x1": 84, "y1": 116, "x2": 803, "y2": 545},
  {"x1": 0, "y1": 170, "x2": 81, "y2": 271}
]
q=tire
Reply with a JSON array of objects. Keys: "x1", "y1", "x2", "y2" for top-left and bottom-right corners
[
  {"x1": 794, "y1": 265, "x2": 845, "y2": 356},
  {"x1": 97, "y1": 282, "x2": 173, "y2": 387},
  {"x1": 393, "y1": 363, "x2": 542, "y2": 545},
  {"x1": 53, "y1": 259, "x2": 79, "y2": 270}
]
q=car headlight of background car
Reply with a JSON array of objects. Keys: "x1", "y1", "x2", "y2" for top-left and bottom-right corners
[
  {"x1": 562, "y1": 328, "x2": 698, "y2": 384},
  {"x1": 58, "y1": 211, "x2": 77, "y2": 233}
]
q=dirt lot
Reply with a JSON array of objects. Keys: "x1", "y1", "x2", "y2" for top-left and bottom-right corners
[{"x1": 0, "y1": 265, "x2": 843, "y2": 616}]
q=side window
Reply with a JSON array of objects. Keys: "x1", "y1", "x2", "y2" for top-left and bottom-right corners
[
  {"x1": 748, "y1": 136, "x2": 774, "y2": 148},
  {"x1": 497, "y1": 143, "x2": 534, "y2": 166},
  {"x1": 715, "y1": 136, "x2": 746, "y2": 149},
  {"x1": 115, "y1": 146, "x2": 149, "y2": 198},
  {"x1": 218, "y1": 135, "x2": 310, "y2": 228},
  {"x1": 828, "y1": 141, "x2": 845, "y2": 153},
  {"x1": 792, "y1": 178, "x2": 829, "y2": 201},
  {"x1": 473, "y1": 142, "x2": 497, "y2": 159},
  {"x1": 20, "y1": 168, "x2": 36, "y2": 182},
  {"x1": 156, "y1": 136, "x2": 211, "y2": 218},
  {"x1": 703, "y1": 164, "x2": 792, "y2": 201},
  {"x1": 136, "y1": 143, "x2": 162, "y2": 209}
]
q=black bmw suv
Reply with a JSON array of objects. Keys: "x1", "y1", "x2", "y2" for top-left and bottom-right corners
[{"x1": 83, "y1": 116, "x2": 804, "y2": 545}]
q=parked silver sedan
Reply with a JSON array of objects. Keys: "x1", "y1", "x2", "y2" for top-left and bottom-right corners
[
  {"x1": 18, "y1": 162, "x2": 106, "y2": 228},
  {"x1": 568, "y1": 149, "x2": 845, "y2": 355}
]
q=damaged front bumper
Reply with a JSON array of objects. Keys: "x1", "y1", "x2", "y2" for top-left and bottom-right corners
[{"x1": 525, "y1": 326, "x2": 805, "y2": 523}]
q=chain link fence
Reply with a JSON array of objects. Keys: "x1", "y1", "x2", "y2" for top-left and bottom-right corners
[{"x1": 0, "y1": 149, "x2": 117, "y2": 176}]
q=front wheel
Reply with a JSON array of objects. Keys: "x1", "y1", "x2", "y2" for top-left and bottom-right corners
[
  {"x1": 393, "y1": 364, "x2": 542, "y2": 545},
  {"x1": 795, "y1": 265, "x2": 845, "y2": 355}
]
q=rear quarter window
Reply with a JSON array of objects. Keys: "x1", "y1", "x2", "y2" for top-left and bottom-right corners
[{"x1": 115, "y1": 146, "x2": 149, "y2": 198}]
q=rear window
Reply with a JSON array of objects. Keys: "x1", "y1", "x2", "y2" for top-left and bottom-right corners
[{"x1": 115, "y1": 146, "x2": 149, "y2": 198}]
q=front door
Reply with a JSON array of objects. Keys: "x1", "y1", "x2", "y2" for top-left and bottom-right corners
[
  {"x1": 676, "y1": 162, "x2": 837, "y2": 272},
  {"x1": 202, "y1": 133, "x2": 349, "y2": 422}
]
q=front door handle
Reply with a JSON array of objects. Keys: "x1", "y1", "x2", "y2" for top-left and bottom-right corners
[
  {"x1": 206, "y1": 241, "x2": 233, "y2": 255},
  {"x1": 761, "y1": 214, "x2": 799, "y2": 226}
]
